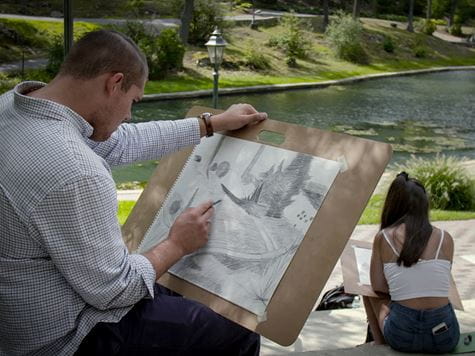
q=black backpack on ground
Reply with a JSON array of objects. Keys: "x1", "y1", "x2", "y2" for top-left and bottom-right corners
[{"x1": 315, "y1": 284, "x2": 357, "y2": 311}]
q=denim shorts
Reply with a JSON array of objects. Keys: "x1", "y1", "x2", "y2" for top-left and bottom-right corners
[{"x1": 383, "y1": 302, "x2": 460, "y2": 354}]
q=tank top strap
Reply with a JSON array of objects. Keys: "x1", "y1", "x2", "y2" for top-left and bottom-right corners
[
  {"x1": 435, "y1": 229, "x2": 445, "y2": 259},
  {"x1": 382, "y1": 229, "x2": 400, "y2": 257}
]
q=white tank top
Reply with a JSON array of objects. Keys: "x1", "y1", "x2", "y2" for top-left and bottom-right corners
[{"x1": 382, "y1": 229, "x2": 451, "y2": 301}]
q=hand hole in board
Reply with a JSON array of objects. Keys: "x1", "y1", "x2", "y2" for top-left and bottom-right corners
[{"x1": 257, "y1": 130, "x2": 285, "y2": 146}]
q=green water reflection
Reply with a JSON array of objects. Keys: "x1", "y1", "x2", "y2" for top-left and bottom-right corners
[{"x1": 113, "y1": 70, "x2": 475, "y2": 185}]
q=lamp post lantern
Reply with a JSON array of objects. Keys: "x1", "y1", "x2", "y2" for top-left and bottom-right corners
[{"x1": 205, "y1": 27, "x2": 227, "y2": 108}]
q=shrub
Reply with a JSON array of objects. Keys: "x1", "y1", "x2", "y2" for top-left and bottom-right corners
[
  {"x1": 232, "y1": 1, "x2": 253, "y2": 12},
  {"x1": 449, "y1": 23, "x2": 463, "y2": 36},
  {"x1": 394, "y1": 154, "x2": 475, "y2": 211},
  {"x1": 453, "y1": 14, "x2": 463, "y2": 25},
  {"x1": 266, "y1": 36, "x2": 281, "y2": 48},
  {"x1": 382, "y1": 36, "x2": 395, "y2": 53},
  {"x1": 154, "y1": 28, "x2": 185, "y2": 74},
  {"x1": 21, "y1": 68, "x2": 54, "y2": 83},
  {"x1": 243, "y1": 45, "x2": 271, "y2": 70},
  {"x1": 0, "y1": 72, "x2": 20, "y2": 94},
  {"x1": 421, "y1": 19, "x2": 437, "y2": 35},
  {"x1": 279, "y1": 12, "x2": 311, "y2": 65},
  {"x1": 286, "y1": 56, "x2": 297, "y2": 67},
  {"x1": 46, "y1": 34, "x2": 64, "y2": 76},
  {"x1": 325, "y1": 11, "x2": 368, "y2": 64},
  {"x1": 266, "y1": 13, "x2": 311, "y2": 67},
  {"x1": 433, "y1": 19, "x2": 447, "y2": 26},
  {"x1": 413, "y1": 45, "x2": 427, "y2": 58}
]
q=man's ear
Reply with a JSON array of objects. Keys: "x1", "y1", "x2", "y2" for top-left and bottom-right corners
[{"x1": 104, "y1": 72, "x2": 124, "y2": 96}]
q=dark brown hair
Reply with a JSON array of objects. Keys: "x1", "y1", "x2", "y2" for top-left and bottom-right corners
[
  {"x1": 59, "y1": 30, "x2": 148, "y2": 91},
  {"x1": 380, "y1": 172, "x2": 433, "y2": 267}
]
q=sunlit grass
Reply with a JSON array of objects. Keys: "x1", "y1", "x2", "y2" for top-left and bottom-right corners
[
  {"x1": 118, "y1": 195, "x2": 475, "y2": 226},
  {"x1": 118, "y1": 201, "x2": 136, "y2": 226},
  {"x1": 358, "y1": 194, "x2": 475, "y2": 225}
]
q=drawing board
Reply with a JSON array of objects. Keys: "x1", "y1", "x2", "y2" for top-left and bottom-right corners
[
  {"x1": 122, "y1": 106, "x2": 393, "y2": 345},
  {"x1": 138, "y1": 134, "x2": 342, "y2": 315},
  {"x1": 341, "y1": 239, "x2": 464, "y2": 310}
]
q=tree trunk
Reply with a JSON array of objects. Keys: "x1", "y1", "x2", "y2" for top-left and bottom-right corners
[
  {"x1": 179, "y1": 0, "x2": 194, "y2": 44},
  {"x1": 448, "y1": 0, "x2": 458, "y2": 27},
  {"x1": 371, "y1": 0, "x2": 378, "y2": 16},
  {"x1": 323, "y1": 0, "x2": 329, "y2": 30},
  {"x1": 407, "y1": 0, "x2": 415, "y2": 32},
  {"x1": 352, "y1": 0, "x2": 361, "y2": 19}
]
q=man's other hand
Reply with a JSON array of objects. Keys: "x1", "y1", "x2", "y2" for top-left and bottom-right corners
[{"x1": 212, "y1": 104, "x2": 267, "y2": 132}]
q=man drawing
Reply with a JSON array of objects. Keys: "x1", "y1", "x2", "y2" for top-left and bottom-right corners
[{"x1": 0, "y1": 29, "x2": 267, "y2": 355}]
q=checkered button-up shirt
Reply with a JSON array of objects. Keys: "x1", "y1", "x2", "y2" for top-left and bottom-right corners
[{"x1": 0, "y1": 82, "x2": 201, "y2": 355}]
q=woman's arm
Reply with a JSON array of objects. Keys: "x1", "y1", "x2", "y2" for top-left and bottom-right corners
[
  {"x1": 370, "y1": 232, "x2": 390, "y2": 296},
  {"x1": 443, "y1": 231, "x2": 455, "y2": 263}
]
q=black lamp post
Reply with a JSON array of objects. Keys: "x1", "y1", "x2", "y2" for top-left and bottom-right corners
[
  {"x1": 205, "y1": 27, "x2": 227, "y2": 109},
  {"x1": 64, "y1": 0, "x2": 73, "y2": 56}
]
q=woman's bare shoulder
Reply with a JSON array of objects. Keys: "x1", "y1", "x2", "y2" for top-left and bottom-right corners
[{"x1": 433, "y1": 226, "x2": 455, "y2": 260}]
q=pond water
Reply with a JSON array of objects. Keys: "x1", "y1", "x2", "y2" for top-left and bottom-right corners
[{"x1": 112, "y1": 70, "x2": 475, "y2": 185}]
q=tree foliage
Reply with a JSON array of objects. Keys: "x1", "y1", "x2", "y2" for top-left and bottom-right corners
[
  {"x1": 117, "y1": 22, "x2": 185, "y2": 79},
  {"x1": 187, "y1": 0, "x2": 226, "y2": 45}
]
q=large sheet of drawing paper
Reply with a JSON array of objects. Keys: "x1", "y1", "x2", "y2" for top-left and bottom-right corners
[
  {"x1": 138, "y1": 134, "x2": 341, "y2": 316},
  {"x1": 122, "y1": 106, "x2": 393, "y2": 346}
]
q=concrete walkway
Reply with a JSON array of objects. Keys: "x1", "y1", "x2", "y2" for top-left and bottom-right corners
[{"x1": 0, "y1": 57, "x2": 48, "y2": 73}]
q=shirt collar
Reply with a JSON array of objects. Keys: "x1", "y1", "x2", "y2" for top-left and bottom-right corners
[{"x1": 13, "y1": 81, "x2": 94, "y2": 139}]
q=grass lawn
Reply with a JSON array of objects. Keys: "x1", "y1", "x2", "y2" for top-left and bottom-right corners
[
  {"x1": 118, "y1": 194, "x2": 475, "y2": 226},
  {"x1": 0, "y1": 18, "x2": 99, "y2": 63}
]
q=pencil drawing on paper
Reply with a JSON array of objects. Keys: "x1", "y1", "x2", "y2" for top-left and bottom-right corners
[{"x1": 138, "y1": 134, "x2": 341, "y2": 315}]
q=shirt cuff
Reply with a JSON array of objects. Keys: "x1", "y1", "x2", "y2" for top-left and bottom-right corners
[
  {"x1": 183, "y1": 117, "x2": 202, "y2": 143},
  {"x1": 129, "y1": 254, "x2": 156, "y2": 299}
]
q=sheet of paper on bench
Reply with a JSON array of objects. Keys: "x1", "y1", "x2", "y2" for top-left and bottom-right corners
[{"x1": 353, "y1": 246, "x2": 372, "y2": 286}]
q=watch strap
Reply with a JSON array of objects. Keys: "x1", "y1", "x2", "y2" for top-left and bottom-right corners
[{"x1": 199, "y1": 112, "x2": 214, "y2": 137}]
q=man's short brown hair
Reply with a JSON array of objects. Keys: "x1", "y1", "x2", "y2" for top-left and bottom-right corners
[{"x1": 59, "y1": 30, "x2": 148, "y2": 91}]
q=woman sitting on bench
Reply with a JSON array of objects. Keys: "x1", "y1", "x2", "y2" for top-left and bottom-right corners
[{"x1": 363, "y1": 172, "x2": 460, "y2": 354}]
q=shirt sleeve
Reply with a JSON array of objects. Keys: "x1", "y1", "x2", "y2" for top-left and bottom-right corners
[
  {"x1": 86, "y1": 119, "x2": 201, "y2": 166},
  {"x1": 29, "y1": 174, "x2": 156, "y2": 310}
]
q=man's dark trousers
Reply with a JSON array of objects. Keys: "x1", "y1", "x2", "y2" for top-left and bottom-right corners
[{"x1": 75, "y1": 284, "x2": 260, "y2": 356}]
